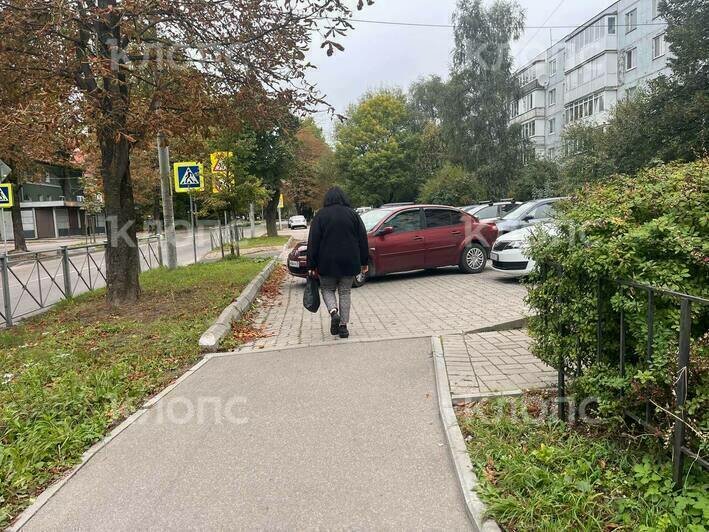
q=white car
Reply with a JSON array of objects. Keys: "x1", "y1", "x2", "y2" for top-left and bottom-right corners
[
  {"x1": 287, "y1": 215, "x2": 307, "y2": 229},
  {"x1": 490, "y1": 225, "x2": 551, "y2": 277}
]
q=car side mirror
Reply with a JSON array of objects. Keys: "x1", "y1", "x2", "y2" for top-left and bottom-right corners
[
  {"x1": 522, "y1": 215, "x2": 534, "y2": 222},
  {"x1": 376, "y1": 226, "x2": 394, "y2": 237}
]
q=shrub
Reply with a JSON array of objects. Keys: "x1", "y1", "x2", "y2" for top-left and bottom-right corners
[
  {"x1": 417, "y1": 163, "x2": 486, "y2": 206},
  {"x1": 525, "y1": 160, "x2": 709, "y2": 447}
]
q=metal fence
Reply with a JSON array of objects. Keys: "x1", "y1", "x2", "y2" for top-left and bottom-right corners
[
  {"x1": 208, "y1": 222, "x2": 246, "y2": 259},
  {"x1": 0, "y1": 236, "x2": 163, "y2": 327},
  {"x1": 553, "y1": 276, "x2": 709, "y2": 489}
]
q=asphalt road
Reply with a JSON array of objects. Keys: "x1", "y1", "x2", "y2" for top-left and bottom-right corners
[
  {"x1": 19, "y1": 338, "x2": 472, "y2": 530},
  {"x1": 0, "y1": 226, "x2": 266, "y2": 326}
]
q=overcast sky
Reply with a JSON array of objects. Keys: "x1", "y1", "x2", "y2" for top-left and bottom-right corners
[{"x1": 306, "y1": 0, "x2": 613, "y2": 140}]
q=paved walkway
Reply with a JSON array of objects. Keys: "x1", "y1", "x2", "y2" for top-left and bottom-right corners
[
  {"x1": 241, "y1": 267, "x2": 528, "y2": 349},
  {"x1": 19, "y1": 339, "x2": 471, "y2": 530},
  {"x1": 442, "y1": 330, "x2": 556, "y2": 401}
]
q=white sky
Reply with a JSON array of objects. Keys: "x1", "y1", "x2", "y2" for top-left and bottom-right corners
[{"x1": 306, "y1": 0, "x2": 613, "y2": 141}]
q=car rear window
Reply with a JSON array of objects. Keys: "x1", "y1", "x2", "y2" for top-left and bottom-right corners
[{"x1": 425, "y1": 208, "x2": 462, "y2": 228}]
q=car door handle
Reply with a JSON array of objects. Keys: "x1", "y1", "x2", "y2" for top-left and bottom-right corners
[
  {"x1": 413, "y1": 236, "x2": 424, "y2": 241},
  {"x1": 451, "y1": 230, "x2": 462, "y2": 235}
]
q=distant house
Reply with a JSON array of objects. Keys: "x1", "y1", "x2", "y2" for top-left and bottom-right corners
[{"x1": 0, "y1": 160, "x2": 105, "y2": 241}]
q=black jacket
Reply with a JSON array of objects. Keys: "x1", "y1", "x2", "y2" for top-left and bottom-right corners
[{"x1": 307, "y1": 205, "x2": 369, "y2": 277}]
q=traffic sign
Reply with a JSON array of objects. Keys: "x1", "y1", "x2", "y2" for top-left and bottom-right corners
[
  {"x1": 210, "y1": 152, "x2": 232, "y2": 193},
  {"x1": 0, "y1": 159, "x2": 11, "y2": 182},
  {"x1": 278, "y1": 194, "x2": 284, "y2": 209},
  {"x1": 210, "y1": 152, "x2": 232, "y2": 175},
  {"x1": 173, "y1": 162, "x2": 204, "y2": 193},
  {"x1": 0, "y1": 183, "x2": 13, "y2": 208}
]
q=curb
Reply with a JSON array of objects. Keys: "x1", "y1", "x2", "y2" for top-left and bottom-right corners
[
  {"x1": 198, "y1": 238, "x2": 292, "y2": 353},
  {"x1": 465, "y1": 316, "x2": 528, "y2": 334},
  {"x1": 431, "y1": 336, "x2": 501, "y2": 532}
]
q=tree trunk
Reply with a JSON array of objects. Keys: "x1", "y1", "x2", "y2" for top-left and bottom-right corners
[
  {"x1": 100, "y1": 132, "x2": 141, "y2": 306},
  {"x1": 265, "y1": 190, "x2": 280, "y2": 237},
  {"x1": 6, "y1": 171, "x2": 27, "y2": 252}
]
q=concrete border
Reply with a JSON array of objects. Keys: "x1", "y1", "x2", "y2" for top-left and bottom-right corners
[
  {"x1": 465, "y1": 317, "x2": 527, "y2": 334},
  {"x1": 431, "y1": 336, "x2": 501, "y2": 532},
  {"x1": 198, "y1": 238, "x2": 292, "y2": 353}
]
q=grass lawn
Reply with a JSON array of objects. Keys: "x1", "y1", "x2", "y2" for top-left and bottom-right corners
[
  {"x1": 458, "y1": 395, "x2": 708, "y2": 531},
  {"x1": 229, "y1": 235, "x2": 290, "y2": 250},
  {"x1": 0, "y1": 258, "x2": 267, "y2": 527}
]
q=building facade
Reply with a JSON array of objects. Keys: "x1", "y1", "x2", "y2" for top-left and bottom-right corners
[
  {"x1": 510, "y1": 0, "x2": 671, "y2": 159},
  {"x1": 0, "y1": 162, "x2": 104, "y2": 241}
]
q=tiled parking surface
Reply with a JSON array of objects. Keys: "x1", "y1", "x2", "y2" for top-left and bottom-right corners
[
  {"x1": 240, "y1": 266, "x2": 528, "y2": 350},
  {"x1": 236, "y1": 246, "x2": 555, "y2": 399},
  {"x1": 442, "y1": 330, "x2": 556, "y2": 400}
]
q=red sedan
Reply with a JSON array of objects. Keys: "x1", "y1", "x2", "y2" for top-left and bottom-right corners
[{"x1": 287, "y1": 204, "x2": 498, "y2": 286}]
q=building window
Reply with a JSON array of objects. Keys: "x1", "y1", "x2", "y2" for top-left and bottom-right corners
[
  {"x1": 547, "y1": 147, "x2": 557, "y2": 159},
  {"x1": 608, "y1": 16, "x2": 616, "y2": 35},
  {"x1": 653, "y1": 34, "x2": 665, "y2": 59},
  {"x1": 568, "y1": 19, "x2": 607, "y2": 56},
  {"x1": 549, "y1": 59, "x2": 557, "y2": 76},
  {"x1": 510, "y1": 100, "x2": 519, "y2": 117},
  {"x1": 548, "y1": 88, "x2": 556, "y2": 107},
  {"x1": 565, "y1": 93, "x2": 605, "y2": 123},
  {"x1": 521, "y1": 120, "x2": 536, "y2": 138},
  {"x1": 548, "y1": 118, "x2": 556, "y2": 134},
  {"x1": 625, "y1": 47, "x2": 637, "y2": 71},
  {"x1": 523, "y1": 93, "x2": 534, "y2": 112},
  {"x1": 565, "y1": 55, "x2": 607, "y2": 92},
  {"x1": 652, "y1": 0, "x2": 660, "y2": 18},
  {"x1": 625, "y1": 9, "x2": 637, "y2": 33}
]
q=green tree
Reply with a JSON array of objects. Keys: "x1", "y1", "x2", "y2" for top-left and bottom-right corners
[
  {"x1": 442, "y1": 0, "x2": 526, "y2": 196},
  {"x1": 282, "y1": 119, "x2": 333, "y2": 218},
  {"x1": 418, "y1": 163, "x2": 485, "y2": 206},
  {"x1": 335, "y1": 90, "x2": 424, "y2": 206},
  {"x1": 509, "y1": 159, "x2": 562, "y2": 200}
]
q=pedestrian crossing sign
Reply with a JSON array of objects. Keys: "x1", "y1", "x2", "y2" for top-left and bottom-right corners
[
  {"x1": 0, "y1": 183, "x2": 13, "y2": 208},
  {"x1": 210, "y1": 151, "x2": 232, "y2": 175},
  {"x1": 174, "y1": 162, "x2": 204, "y2": 193}
]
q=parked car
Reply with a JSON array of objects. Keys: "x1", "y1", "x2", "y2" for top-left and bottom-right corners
[
  {"x1": 463, "y1": 200, "x2": 519, "y2": 221},
  {"x1": 493, "y1": 197, "x2": 568, "y2": 235},
  {"x1": 490, "y1": 224, "x2": 555, "y2": 277},
  {"x1": 287, "y1": 215, "x2": 308, "y2": 229},
  {"x1": 287, "y1": 205, "x2": 498, "y2": 286}
]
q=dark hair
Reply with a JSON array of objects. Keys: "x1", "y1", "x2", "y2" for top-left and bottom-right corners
[{"x1": 323, "y1": 186, "x2": 351, "y2": 208}]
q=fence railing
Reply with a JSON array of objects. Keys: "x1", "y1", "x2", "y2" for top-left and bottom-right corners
[
  {"x1": 208, "y1": 222, "x2": 246, "y2": 259},
  {"x1": 553, "y1": 274, "x2": 709, "y2": 489},
  {"x1": 0, "y1": 236, "x2": 163, "y2": 327}
]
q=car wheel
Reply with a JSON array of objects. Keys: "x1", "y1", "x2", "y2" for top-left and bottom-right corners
[{"x1": 460, "y1": 243, "x2": 487, "y2": 274}]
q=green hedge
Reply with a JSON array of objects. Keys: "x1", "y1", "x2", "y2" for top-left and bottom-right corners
[{"x1": 526, "y1": 160, "x2": 708, "y2": 443}]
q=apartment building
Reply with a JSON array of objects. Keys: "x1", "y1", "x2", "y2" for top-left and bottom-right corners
[
  {"x1": 0, "y1": 162, "x2": 102, "y2": 241},
  {"x1": 510, "y1": 0, "x2": 672, "y2": 159}
]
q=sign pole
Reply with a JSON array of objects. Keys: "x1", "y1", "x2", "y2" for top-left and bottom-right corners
[
  {"x1": 190, "y1": 193, "x2": 197, "y2": 264},
  {"x1": 249, "y1": 203, "x2": 256, "y2": 239},
  {"x1": 1, "y1": 208, "x2": 7, "y2": 256},
  {"x1": 157, "y1": 133, "x2": 178, "y2": 269}
]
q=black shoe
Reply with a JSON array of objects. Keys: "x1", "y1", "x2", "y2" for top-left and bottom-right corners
[
  {"x1": 338, "y1": 324, "x2": 349, "y2": 339},
  {"x1": 330, "y1": 311, "x2": 341, "y2": 335}
]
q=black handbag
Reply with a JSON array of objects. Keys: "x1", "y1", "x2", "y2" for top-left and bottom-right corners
[{"x1": 303, "y1": 275, "x2": 321, "y2": 313}]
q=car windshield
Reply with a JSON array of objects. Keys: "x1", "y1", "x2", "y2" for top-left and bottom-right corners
[
  {"x1": 500, "y1": 202, "x2": 532, "y2": 220},
  {"x1": 360, "y1": 208, "x2": 395, "y2": 232}
]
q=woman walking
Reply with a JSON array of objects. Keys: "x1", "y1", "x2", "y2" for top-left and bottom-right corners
[{"x1": 307, "y1": 187, "x2": 369, "y2": 339}]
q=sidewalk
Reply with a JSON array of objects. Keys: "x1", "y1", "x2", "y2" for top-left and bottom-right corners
[{"x1": 16, "y1": 338, "x2": 472, "y2": 530}]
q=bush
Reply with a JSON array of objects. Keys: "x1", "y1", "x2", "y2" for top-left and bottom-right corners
[
  {"x1": 525, "y1": 160, "x2": 709, "y2": 445},
  {"x1": 417, "y1": 163, "x2": 485, "y2": 206}
]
